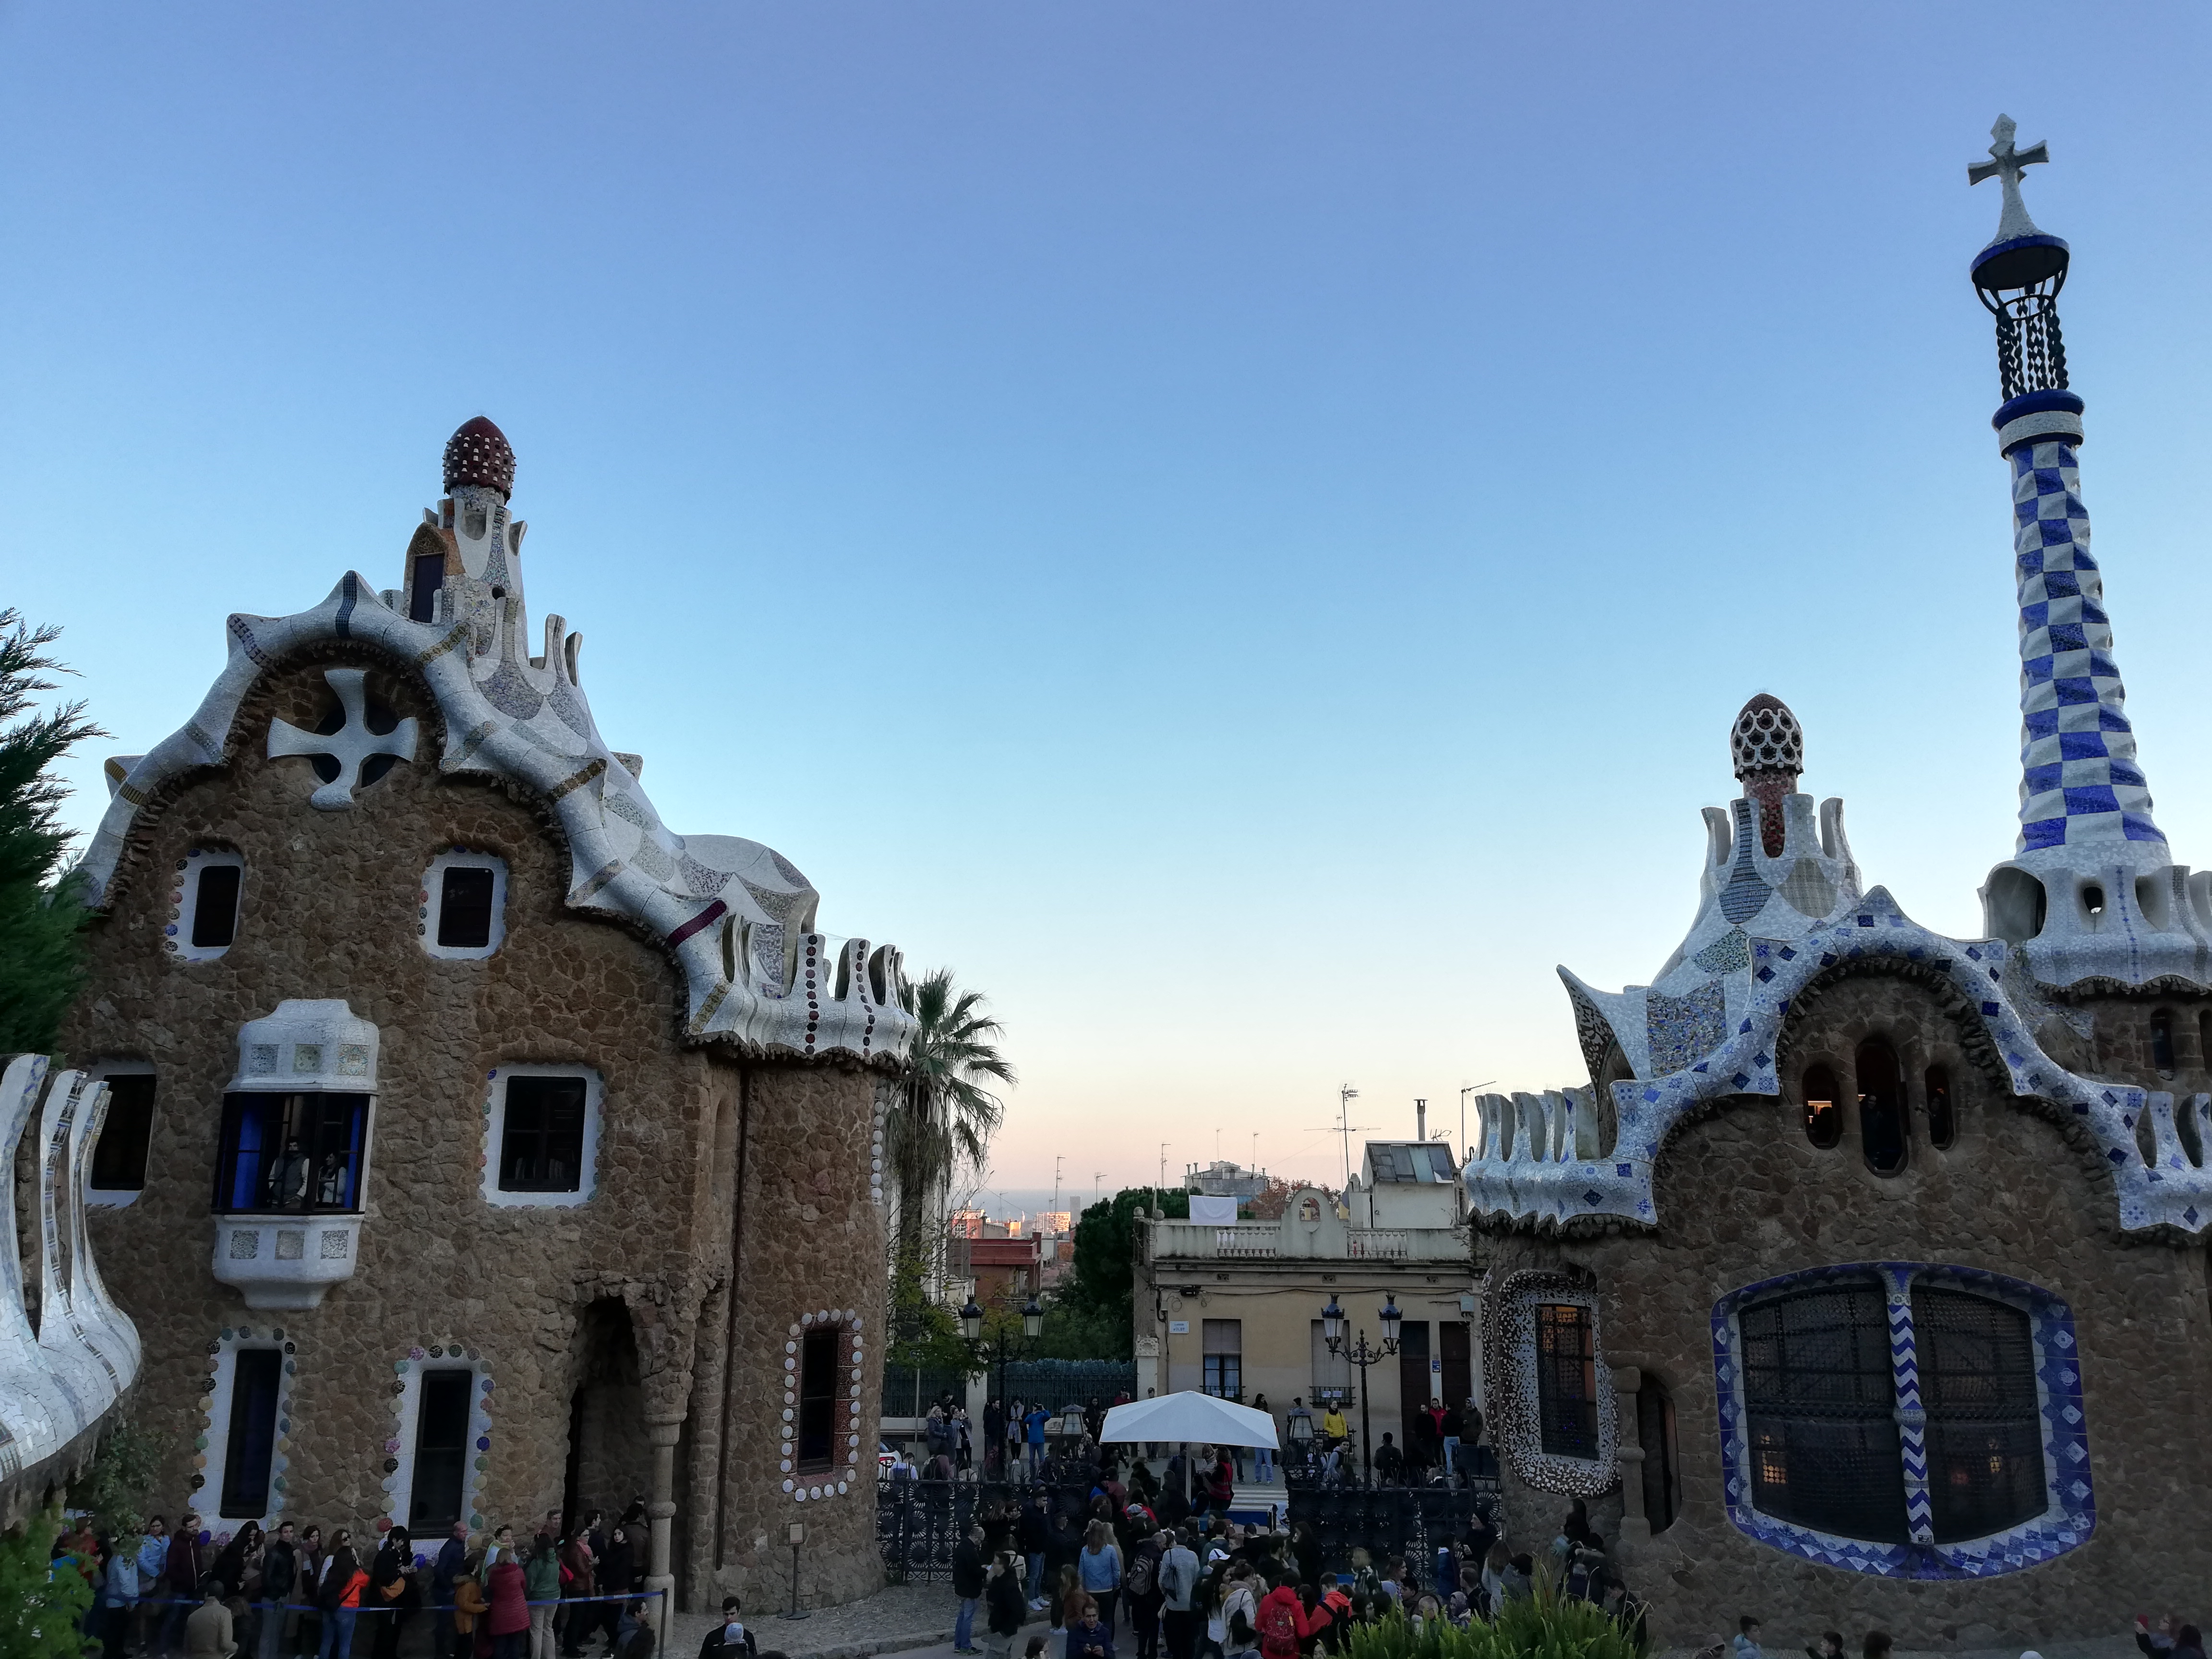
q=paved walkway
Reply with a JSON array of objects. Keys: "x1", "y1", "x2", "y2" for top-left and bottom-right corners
[{"x1": 665, "y1": 1585, "x2": 967, "y2": 1659}]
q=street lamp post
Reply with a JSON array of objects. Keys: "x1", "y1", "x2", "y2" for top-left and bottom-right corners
[
  {"x1": 1320, "y1": 1292, "x2": 1402, "y2": 1486},
  {"x1": 961, "y1": 1294, "x2": 1046, "y2": 1476}
]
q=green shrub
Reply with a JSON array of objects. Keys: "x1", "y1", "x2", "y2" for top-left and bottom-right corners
[
  {"x1": 1342, "y1": 1587, "x2": 1645, "y2": 1659},
  {"x1": 0, "y1": 1504, "x2": 93, "y2": 1659}
]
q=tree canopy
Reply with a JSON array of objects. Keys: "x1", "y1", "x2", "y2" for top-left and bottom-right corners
[
  {"x1": 0, "y1": 612, "x2": 103, "y2": 1055},
  {"x1": 1044, "y1": 1185, "x2": 1189, "y2": 1360}
]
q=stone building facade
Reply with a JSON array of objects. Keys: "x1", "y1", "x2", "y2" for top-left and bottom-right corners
[
  {"x1": 63, "y1": 418, "x2": 910, "y2": 1611},
  {"x1": 1462, "y1": 127, "x2": 2212, "y2": 1641}
]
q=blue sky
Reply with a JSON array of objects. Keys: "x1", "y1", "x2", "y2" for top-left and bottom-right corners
[{"x1": 6, "y1": 4, "x2": 2211, "y2": 1202}]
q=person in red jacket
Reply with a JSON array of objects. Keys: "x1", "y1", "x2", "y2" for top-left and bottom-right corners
[
  {"x1": 485, "y1": 1560, "x2": 529, "y2": 1659},
  {"x1": 1253, "y1": 1574, "x2": 1321, "y2": 1659}
]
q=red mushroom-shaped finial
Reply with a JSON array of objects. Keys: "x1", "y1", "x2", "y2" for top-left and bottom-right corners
[{"x1": 442, "y1": 416, "x2": 516, "y2": 500}]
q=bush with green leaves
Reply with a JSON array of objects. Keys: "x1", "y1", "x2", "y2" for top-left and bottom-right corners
[
  {"x1": 0, "y1": 1504, "x2": 92, "y2": 1659},
  {"x1": 1342, "y1": 1590, "x2": 1646, "y2": 1659}
]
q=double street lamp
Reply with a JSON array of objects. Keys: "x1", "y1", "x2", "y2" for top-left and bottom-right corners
[
  {"x1": 961, "y1": 1293, "x2": 1046, "y2": 1475},
  {"x1": 1320, "y1": 1292, "x2": 1402, "y2": 1485}
]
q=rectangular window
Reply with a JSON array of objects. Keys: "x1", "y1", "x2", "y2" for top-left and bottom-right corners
[
  {"x1": 410, "y1": 553, "x2": 446, "y2": 623},
  {"x1": 797, "y1": 1327, "x2": 837, "y2": 1470},
  {"x1": 214, "y1": 1093, "x2": 370, "y2": 1214},
  {"x1": 409, "y1": 1369, "x2": 472, "y2": 1532},
  {"x1": 1202, "y1": 1318, "x2": 1242, "y2": 1400},
  {"x1": 438, "y1": 866, "x2": 496, "y2": 949},
  {"x1": 91, "y1": 1072, "x2": 157, "y2": 1191},
  {"x1": 500, "y1": 1076, "x2": 588, "y2": 1192},
  {"x1": 220, "y1": 1348, "x2": 282, "y2": 1519},
  {"x1": 192, "y1": 865, "x2": 241, "y2": 948},
  {"x1": 1534, "y1": 1304, "x2": 1600, "y2": 1459}
]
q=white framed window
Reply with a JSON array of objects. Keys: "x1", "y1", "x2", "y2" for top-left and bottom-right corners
[
  {"x1": 167, "y1": 848, "x2": 245, "y2": 963},
  {"x1": 480, "y1": 1067, "x2": 602, "y2": 1208},
  {"x1": 1711, "y1": 1262, "x2": 2093, "y2": 1580},
  {"x1": 194, "y1": 1325, "x2": 298, "y2": 1528},
  {"x1": 85, "y1": 1060, "x2": 157, "y2": 1207},
  {"x1": 420, "y1": 852, "x2": 508, "y2": 960},
  {"x1": 384, "y1": 1343, "x2": 494, "y2": 1536}
]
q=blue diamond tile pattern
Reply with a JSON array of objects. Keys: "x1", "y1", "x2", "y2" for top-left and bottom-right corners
[
  {"x1": 1710, "y1": 1262, "x2": 2095, "y2": 1580},
  {"x1": 2011, "y1": 442, "x2": 2165, "y2": 852}
]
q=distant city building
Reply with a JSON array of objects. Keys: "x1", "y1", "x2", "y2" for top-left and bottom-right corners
[{"x1": 1184, "y1": 1158, "x2": 1270, "y2": 1200}]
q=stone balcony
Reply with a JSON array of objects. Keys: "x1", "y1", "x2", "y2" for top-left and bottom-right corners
[{"x1": 1148, "y1": 1218, "x2": 1469, "y2": 1262}]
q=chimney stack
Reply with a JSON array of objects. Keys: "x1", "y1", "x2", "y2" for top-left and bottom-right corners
[{"x1": 1416, "y1": 1098, "x2": 1427, "y2": 1141}]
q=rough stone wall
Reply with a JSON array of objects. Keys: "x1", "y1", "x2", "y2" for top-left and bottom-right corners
[
  {"x1": 1483, "y1": 971, "x2": 2212, "y2": 1647},
  {"x1": 692, "y1": 1062, "x2": 887, "y2": 1611},
  {"x1": 62, "y1": 647, "x2": 888, "y2": 1608}
]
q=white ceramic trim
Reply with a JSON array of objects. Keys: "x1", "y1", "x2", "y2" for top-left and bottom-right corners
[
  {"x1": 196, "y1": 1329, "x2": 298, "y2": 1528},
  {"x1": 168, "y1": 848, "x2": 245, "y2": 964},
  {"x1": 480, "y1": 1066, "x2": 604, "y2": 1209},
  {"x1": 419, "y1": 853, "x2": 509, "y2": 962}
]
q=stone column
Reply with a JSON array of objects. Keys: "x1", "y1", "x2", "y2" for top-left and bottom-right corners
[
  {"x1": 1610, "y1": 1366, "x2": 1650, "y2": 1560},
  {"x1": 643, "y1": 1414, "x2": 685, "y2": 1642}
]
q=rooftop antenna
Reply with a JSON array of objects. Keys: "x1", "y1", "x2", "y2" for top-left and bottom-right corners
[{"x1": 1334, "y1": 1085, "x2": 1376, "y2": 1191}]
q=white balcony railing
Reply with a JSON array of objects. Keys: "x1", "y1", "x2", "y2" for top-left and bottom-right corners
[{"x1": 1148, "y1": 1219, "x2": 1467, "y2": 1263}]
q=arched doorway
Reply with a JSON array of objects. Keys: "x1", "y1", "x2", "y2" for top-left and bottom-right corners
[{"x1": 563, "y1": 1298, "x2": 650, "y2": 1529}]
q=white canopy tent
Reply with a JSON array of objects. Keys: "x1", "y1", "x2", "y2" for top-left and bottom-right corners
[{"x1": 1099, "y1": 1390, "x2": 1280, "y2": 1449}]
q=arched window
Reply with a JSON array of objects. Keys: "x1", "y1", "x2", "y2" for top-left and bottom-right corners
[
  {"x1": 1715, "y1": 1265, "x2": 2092, "y2": 1579},
  {"x1": 1635, "y1": 1376, "x2": 1679, "y2": 1533},
  {"x1": 1738, "y1": 1278, "x2": 1907, "y2": 1541},
  {"x1": 1925, "y1": 1065, "x2": 1956, "y2": 1151},
  {"x1": 1856, "y1": 1040, "x2": 1907, "y2": 1175},
  {"x1": 2151, "y1": 1009, "x2": 2177, "y2": 1078},
  {"x1": 1803, "y1": 1063, "x2": 1841, "y2": 1149},
  {"x1": 1913, "y1": 1285, "x2": 2045, "y2": 1542}
]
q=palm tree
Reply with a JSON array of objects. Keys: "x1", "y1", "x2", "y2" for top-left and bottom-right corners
[{"x1": 889, "y1": 967, "x2": 1016, "y2": 1266}]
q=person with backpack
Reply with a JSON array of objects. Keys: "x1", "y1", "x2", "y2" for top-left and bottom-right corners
[
  {"x1": 1156, "y1": 1532, "x2": 1200, "y2": 1659},
  {"x1": 523, "y1": 1539, "x2": 562, "y2": 1659},
  {"x1": 1252, "y1": 1574, "x2": 1316, "y2": 1659},
  {"x1": 1124, "y1": 1532, "x2": 1164, "y2": 1659}
]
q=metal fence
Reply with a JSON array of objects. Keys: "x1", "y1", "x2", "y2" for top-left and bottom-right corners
[
  {"x1": 997, "y1": 1358, "x2": 1138, "y2": 1407},
  {"x1": 881, "y1": 1363, "x2": 968, "y2": 1419},
  {"x1": 876, "y1": 1475, "x2": 1498, "y2": 1586}
]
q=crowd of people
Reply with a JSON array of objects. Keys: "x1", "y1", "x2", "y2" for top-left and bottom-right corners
[
  {"x1": 904, "y1": 1393, "x2": 1489, "y2": 1491},
  {"x1": 45, "y1": 1503, "x2": 667, "y2": 1659},
  {"x1": 938, "y1": 1443, "x2": 1648, "y2": 1659}
]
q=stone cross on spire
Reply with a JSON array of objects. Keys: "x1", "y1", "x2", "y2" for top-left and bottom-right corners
[{"x1": 1968, "y1": 114, "x2": 2050, "y2": 244}]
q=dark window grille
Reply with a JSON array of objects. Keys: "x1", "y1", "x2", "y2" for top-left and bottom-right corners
[
  {"x1": 1856, "y1": 1040, "x2": 1908, "y2": 1175},
  {"x1": 438, "y1": 866, "x2": 497, "y2": 949},
  {"x1": 1636, "y1": 1377, "x2": 1679, "y2": 1532},
  {"x1": 1202, "y1": 1355, "x2": 1242, "y2": 1399},
  {"x1": 409, "y1": 1369, "x2": 472, "y2": 1532},
  {"x1": 215, "y1": 1092, "x2": 369, "y2": 1214},
  {"x1": 410, "y1": 553, "x2": 447, "y2": 623},
  {"x1": 91, "y1": 1072, "x2": 157, "y2": 1191},
  {"x1": 499, "y1": 1076, "x2": 588, "y2": 1193},
  {"x1": 1802, "y1": 1063, "x2": 1841, "y2": 1149},
  {"x1": 1914, "y1": 1286, "x2": 2046, "y2": 1542},
  {"x1": 220, "y1": 1348, "x2": 282, "y2": 1518},
  {"x1": 1925, "y1": 1065, "x2": 1956, "y2": 1151},
  {"x1": 797, "y1": 1327, "x2": 838, "y2": 1470},
  {"x1": 1533, "y1": 1304, "x2": 1599, "y2": 1459},
  {"x1": 192, "y1": 865, "x2": 241, "y2": 948},
  {"x1": 1739, "y1": 1280, "x2": 1908, "y2": 1542}
]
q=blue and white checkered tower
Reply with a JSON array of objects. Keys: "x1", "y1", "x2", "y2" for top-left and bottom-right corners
[{"x1": 1972, "y1": 117, "x2": 2212, "y2": 985}]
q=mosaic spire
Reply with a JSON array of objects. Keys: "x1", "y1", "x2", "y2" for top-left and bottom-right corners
[{"x1": 1969, "y1": 119, "x2": 2165, "y2": 860}]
